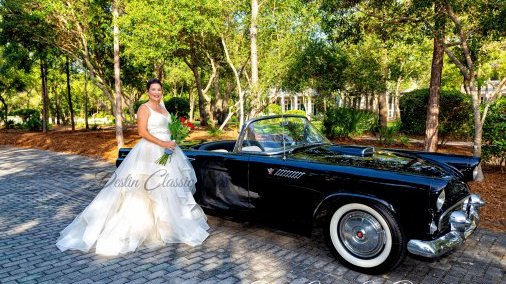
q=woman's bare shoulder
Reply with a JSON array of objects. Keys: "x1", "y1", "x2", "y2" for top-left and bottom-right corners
[{"x1": 137, "y1": 104, "x2": 150, "y2": 117}]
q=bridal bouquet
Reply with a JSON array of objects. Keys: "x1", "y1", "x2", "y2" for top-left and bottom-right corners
[{"x1": 155, "y1": 115, "x2": 195, "y2": 166}]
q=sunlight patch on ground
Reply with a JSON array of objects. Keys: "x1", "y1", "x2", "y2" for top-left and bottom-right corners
[
  {"x1": 0, "y1": 166, "x2": 24, "y2": 177},
  {"x1": 6, "y1": 220, "x2": 39, "y2": 235}
]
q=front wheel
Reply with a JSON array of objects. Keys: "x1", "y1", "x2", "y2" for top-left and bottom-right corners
[{"x1": 325, "y1": 202, "x2": 406, "y2": 274}]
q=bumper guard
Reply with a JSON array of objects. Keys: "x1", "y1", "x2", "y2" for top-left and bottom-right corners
[{"x1": 407, "y1": 194, "x2": 485, "y2": 258}]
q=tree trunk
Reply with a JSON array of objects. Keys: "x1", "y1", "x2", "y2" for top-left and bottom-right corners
[
  {"x1": 250, "y1": 0, "x2": 259, "y2": 106},
  {"x1": 213, "y1": 70, "x2": 224, "y2": 124},
  {"x1": 154, "y1": 62, "x2": 164, "y2": 81},
  {"x1": 185, "y1": 47, "x2": 210, "y2": 127},
  {"x1": 471, "y1": 77, "x2": 506, "y2": 180},
  {"x1": 189, "y1": 64, "x2": 208, "y2": 126},
  {"x1": 395, "y1": 77, "x2": 402, "y2": 120},
  {"x1": 221, "y1": 36, "x2": 244, "y2": 129},
  {"x1": 84, "y1": 70, "x2": 89, "y2": 130},
  {"x1": 424, "y1": 2, "x2": 445, "y2": 152},
  {"x1": 465, "y1": 81, "x2": 484, "y2": 181},
  {"x1": 48, "y1": 87, "x2": 56, "y2": 125},
  {"x1": 66, "y1": 56, "x2": 75, "y2": 131},
  {"x1": 472, "y1": 121, "x2": 484, "y2": 180},
  {"x1": 0, "y1": 92, "x2": 8, "y2": 127},
  {"x1": 189, "y1": 89, "x2": 195, "y2": 122},
  {"x1": 223, "y1": 82, "x2": 233, "y2": 120},
  {"x1": 123, "y1": 94, "x2": 136, "y2": 124},
  {"x1": 113, "y1": 0, "x2": 124, "y2": 148},
  {"x1": 203, "y1": 52, "x2": 217, "y2": 126},
  {"x1": 379, "y1": 48, "x2": 389, "y2": 129},
  {"x1": 53, "y1": 84, "x2": 61, "y2": 125},
  {"x1": 40, "y1": 60, "x2": 49, "y2": 133},
  {"x1": 77, "y1": 25, "x2": 117, "y2": 115},
  {"x1": 378, "y1": 92, "x2": 388, "y2": 128}
]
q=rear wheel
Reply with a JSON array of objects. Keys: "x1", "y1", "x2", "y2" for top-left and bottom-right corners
[{"x1": 325, "y1": 202, "x2": 406, "y2": 274}]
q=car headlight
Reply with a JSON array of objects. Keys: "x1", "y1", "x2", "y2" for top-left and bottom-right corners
[{"x1": 436, "y1": 190, "x2": 445, "y2": 211}]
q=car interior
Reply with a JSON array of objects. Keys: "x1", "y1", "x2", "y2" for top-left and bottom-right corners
[
  {"x1": 195, "y1": 140, "x2": 270, "y2": 153},
  {"x1": 196, "y1": 140, "x2": 236, "y2": 152}
]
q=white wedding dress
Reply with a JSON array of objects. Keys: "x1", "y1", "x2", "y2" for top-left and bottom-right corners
[{"x1": 56, "y1": 103, "x2": 209, "y2": 256}]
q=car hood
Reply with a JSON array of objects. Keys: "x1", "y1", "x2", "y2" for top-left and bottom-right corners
[{"x1": 290, "y1": 144, "x2": 452, "y2": 179}]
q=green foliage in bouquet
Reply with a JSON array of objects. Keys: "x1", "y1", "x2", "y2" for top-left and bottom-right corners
[
  {"x1": 155, "y1": 114, "x2": 193, "y2": 166},
  {"x1": 169, "y1": 113, "x2": 192, "y2": 143}
]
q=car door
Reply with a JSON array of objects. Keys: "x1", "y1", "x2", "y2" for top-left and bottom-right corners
[
  {"x1": 186, "y1": 150, "x2": 253, "y2": 212},
  {"x1": 248, "y1": 154, "x2": 323, "y2": 229}
]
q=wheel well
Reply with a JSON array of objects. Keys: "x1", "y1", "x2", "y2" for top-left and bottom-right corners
[{"x1": 313, "y1": 194, "x2": 397, "y2": 227}]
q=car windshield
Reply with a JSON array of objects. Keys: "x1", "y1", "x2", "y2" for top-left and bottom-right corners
[{"x1": 240, "y1": 116, "x2": 330, "y2": 154}]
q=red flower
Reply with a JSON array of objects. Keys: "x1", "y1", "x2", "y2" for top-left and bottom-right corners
[
  {"x1": 187, "y1": 122, "x2": 195, "y2": 130},
  {"x1": 179, "y1": 117, "x2": 186, "y2": 123}
]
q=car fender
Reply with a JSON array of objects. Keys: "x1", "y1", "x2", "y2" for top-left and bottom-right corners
[{"x1": 313, "y1": 192, "x2": 398, "y2": 225}]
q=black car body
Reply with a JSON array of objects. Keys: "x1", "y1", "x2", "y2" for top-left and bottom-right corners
[{"x1": 117, "y1": 115, "x2": 484, "y2": 274}]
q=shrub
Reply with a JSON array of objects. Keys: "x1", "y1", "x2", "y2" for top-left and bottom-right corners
[
  {"x1": 398, "y1": 134, "x2": 411, "y2": 146},
  {"x1": 6, "y1": 119, "x2": 15, "y2": 129},
  {"x1": 166, "y1": 97, "x2": 190, "y2": 118},
  {"x1": 23, "y1": 116, "x2": 42, "y2": 131},
  {"x1": 208, "y1": 127, "x2": 224, "y2": 137},
  {"x1": 133, "y1": 99, "x2": 148, "y2": 113},
  {"x1": 10, "y1": 108, "x2": 40, "y2": 122},
  {"x1": 322, "y1": 107, "x2": 378, "y2": 138},
  {"x1": 399, "y1": 89, "x2": 472, "y2": 141},
  {"x1": 10, "y1": 109, "x2": 42, "y2": 131},
  {"x1": 284, "y1": 109, "x2": 306, "y2": 116},
  {"x1": 482, "y1": 97, "x2": 506, "y2": 168},
  {"x1": 379, "y1": 126, "x2": 397, "y2": 145},
  {"x1": 265, "y1": 104, "x2": 282, "y2": 115}
]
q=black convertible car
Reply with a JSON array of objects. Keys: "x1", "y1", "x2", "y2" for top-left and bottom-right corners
[{"x1": 117, "y1": 115, "x2": 484, "y2": 274}]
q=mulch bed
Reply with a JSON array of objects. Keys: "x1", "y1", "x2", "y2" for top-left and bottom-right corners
[{"x1": 1, "y1": 127, "x2": 503, "y2": 232}]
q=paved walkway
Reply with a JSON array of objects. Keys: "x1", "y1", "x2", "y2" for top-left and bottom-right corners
[{"x1": 0, "y1": 146, "x2": 504, "y2": 284}]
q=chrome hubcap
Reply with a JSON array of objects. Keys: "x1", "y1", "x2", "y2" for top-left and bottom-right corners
[{"x1": 339, "y1": 211, "x2": 386, "y2": 258}]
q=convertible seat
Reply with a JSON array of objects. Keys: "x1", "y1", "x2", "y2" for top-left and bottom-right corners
[{"x1": 241, "y1": 146, "x2": 262, "y2": 152}]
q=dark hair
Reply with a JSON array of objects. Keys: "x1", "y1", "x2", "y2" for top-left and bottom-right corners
[{"x1": 146, "y1": 78, "x2": 162, "y2": 91}]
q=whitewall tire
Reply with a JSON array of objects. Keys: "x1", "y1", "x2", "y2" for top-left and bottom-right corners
[{"x1": 325, "y1": 202, "x2": 406, "y2": 274}]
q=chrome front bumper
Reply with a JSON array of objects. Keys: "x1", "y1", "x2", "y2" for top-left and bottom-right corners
[{"x1": 407, "y1": 194, "x2": 485, "y2": 258}]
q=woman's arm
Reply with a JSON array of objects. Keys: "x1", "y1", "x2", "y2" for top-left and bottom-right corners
[{"x1": 137, "y1": 105, "x2": 176, "y2": 149}]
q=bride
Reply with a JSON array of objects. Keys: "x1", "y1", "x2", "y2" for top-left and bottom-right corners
[{"x1": 56, "y1": 78, "x2": 209, "y2": 256}]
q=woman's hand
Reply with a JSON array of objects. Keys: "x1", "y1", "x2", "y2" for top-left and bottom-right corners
[{"x1": 159, "y1": 140, "x2": 177, "y2": 150}]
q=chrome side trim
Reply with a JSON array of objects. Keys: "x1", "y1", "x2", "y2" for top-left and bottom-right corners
[{"x1": 273, "y1": 169, "x2": 305, "y2": 179}]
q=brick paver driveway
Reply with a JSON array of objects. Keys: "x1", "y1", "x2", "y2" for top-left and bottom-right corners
[{"x1": 0, "y1": 145, "x2": 504, "y2": 283}]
